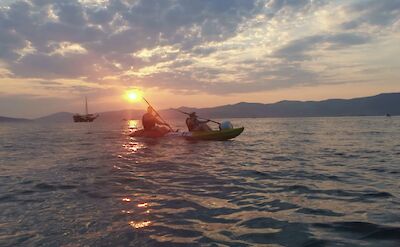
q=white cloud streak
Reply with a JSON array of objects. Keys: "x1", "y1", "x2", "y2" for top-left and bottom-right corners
[{"x1": 0, "y1": 0, "x2": 398, "y2": 96}]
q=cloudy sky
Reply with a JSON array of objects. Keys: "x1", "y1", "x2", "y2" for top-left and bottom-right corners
[{"x1": 0, "y1": 0, "x2": 399, "y2": 118}]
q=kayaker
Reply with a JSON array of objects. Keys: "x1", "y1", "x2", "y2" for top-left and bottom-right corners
[
  {"x1": 142, "y1": 106, "x2": 170, "y2": 132},
  {"x1": 186, "y1": 112, "x2": 212, "y2": 131}
]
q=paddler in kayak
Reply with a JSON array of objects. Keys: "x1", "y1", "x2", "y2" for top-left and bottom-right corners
[
  {"x1": 186, "y1": 112, "x2": 212, "y2": 131},
  {"x1": 142, "y1": 106, "x2": 170, "y2": 133}
]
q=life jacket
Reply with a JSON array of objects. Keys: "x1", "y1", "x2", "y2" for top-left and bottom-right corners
[
  {"x1": 186, "y1": 118, "x2": 201, "y2": 131},
  {"x1": 142, "y1": 113, "x2": 156, "y2": 130},
  {"x1": 186, "y1": 117, "x2": 198, "y2": 131}
]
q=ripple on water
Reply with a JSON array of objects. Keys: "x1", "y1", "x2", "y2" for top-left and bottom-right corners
[
  {"x1": 1, "y1": 118, "x2": 400, "y2": 246},
  {"x1": 313, "y1": 221, "x2": 400, "y2": 241}
]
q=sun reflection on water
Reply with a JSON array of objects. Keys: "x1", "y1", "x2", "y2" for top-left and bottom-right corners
[
  {"x1": 129, "y1": 220, "x2": 151, "y2": 229},
  {"x1": 128, "y1": 120, "x2": 138, "y2": 129},
  {"x1": 122, "y1": 140, "x2": 146, "y2": 154},
  {"x1": 122, "y1": 210, "x2": 134, "y2": 214},
  {"x1": 119, "y1": 122, "x2": 155, "y2": 232},
  {"x1": 137, "y1": 202, "x2": 148, "y2": 208}
]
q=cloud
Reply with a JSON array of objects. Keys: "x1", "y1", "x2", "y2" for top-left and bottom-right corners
[
  {"x1": 0, "y1": 0, "x2": 262, "y2": 80},
  {"x1": 37, "y1": 80, "x2": 62, "y2": 86},
  {"x1": 274, "y1": 33, "x2": 372, "y2": 61},
  {"x1": 11, "y1": 53, "x2": 97, "y2": 79},
  {"x1": 53, "y1": 1, "x2": 87, "y2": 26},
  {"x1": 341, "y1": 0, "x2": 400, "y2": 29},
  {"x1": 267, "y1": 0, "x2": 316, "y2": 11},
  {"x1": 0, "y1": 0, "x2": 399, "y2": 100}
]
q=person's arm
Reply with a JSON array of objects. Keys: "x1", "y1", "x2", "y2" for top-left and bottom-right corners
[{"x1": 198, "y1": 119, "x2": 210, "y2": 124}]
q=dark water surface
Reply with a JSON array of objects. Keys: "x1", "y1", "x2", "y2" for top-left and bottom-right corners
[{"x1": 1, "y1": 117, "x2": 400, "y2": 246}]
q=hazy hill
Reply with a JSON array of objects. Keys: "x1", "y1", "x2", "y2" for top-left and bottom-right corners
[
  {"x1": 0, "y1": 116, "x2": 32, "y2": 122},
  {"x1": 170, "y1": 93, "x2": 400, "y2": 119},
  {"x1": 31, "y1": 92, "x2": 399, "y2": 122},
  {"x1": 33, "y1": 109, "x2": 145, "y2": 122},
  {"x1": 35, "y1": 112, "x2": 74, "y2": 123}
]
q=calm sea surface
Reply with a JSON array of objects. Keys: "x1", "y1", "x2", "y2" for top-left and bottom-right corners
[{"x1": 1, "y1": 117, "x2": 399, "y2": 246}]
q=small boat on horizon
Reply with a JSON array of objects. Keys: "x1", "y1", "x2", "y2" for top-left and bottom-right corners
[{"x1": 73, "y1": 97, "x2": 99, "y2": 122}]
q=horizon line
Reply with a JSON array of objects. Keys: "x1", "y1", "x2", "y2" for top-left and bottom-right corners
[{"x1": 1, "y1": 91, "x2": 399, "y2": 120}]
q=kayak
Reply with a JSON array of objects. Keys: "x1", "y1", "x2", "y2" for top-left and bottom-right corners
[
  {"x1": 184, "y1": 127, "x2": 244, "y2": 141},
  {"x1": 129, "y1": 127, "x2": 244, "y2": 141},
  {"x1": 129, "y1": 129, "x2": 169, "y2": 138}
]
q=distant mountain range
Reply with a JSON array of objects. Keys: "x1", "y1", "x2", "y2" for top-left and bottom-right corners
[
  {"x1": 34, "y1": 112, "x2": 75, "y2": 123},
  {"x1": 0, "y1": 116, "x2": 32, "y2": 122},
  {"x1": 0, "y1": 93, "x2": 398, "y2": 123},
  {"x1": 170, "y1": 93, "x2": 400, "y2": 119}
]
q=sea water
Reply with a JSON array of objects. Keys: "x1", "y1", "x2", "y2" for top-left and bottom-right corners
[{"x1": 1, "y1": 117, "x2": 399, "y2": 246}]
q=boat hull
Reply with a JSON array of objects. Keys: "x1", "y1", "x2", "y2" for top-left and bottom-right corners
[
  {"x1": 187, "y1": 127, "x2": 244, "y2": 141},
  {"x1": 73, "y1": 114, "x2": 98, "y2": 122},
  {"x1": 129, "y1": 129, "x2": 169, "y2": 138}
]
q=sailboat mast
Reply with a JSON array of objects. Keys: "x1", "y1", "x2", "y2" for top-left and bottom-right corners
[{"x1": 85, "y1": 96, "x2": 88, "y2": 115}]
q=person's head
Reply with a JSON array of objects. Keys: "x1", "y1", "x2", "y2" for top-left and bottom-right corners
[
  {"x1": 147, "y1": 106, "x2": 153, "y2": 114},
  {"x1": 189, "y1": 112, "x2": 197, "y2": 118}
]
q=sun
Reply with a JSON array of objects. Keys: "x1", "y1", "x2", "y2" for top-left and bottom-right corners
[
  {"x1": 124, "y1": 89, "x2": 142, "y2": 102},
  {"x1": 127, "y1": 91, "x2": 138, "y2": 101}
]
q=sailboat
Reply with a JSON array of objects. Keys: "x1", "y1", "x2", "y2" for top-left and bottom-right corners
[{"x1": 73, "y1": 97, "x2": 99, "y2": 122}]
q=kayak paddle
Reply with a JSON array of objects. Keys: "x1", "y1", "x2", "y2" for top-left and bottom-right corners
[{"x1": 174, "y1": 109, "x2": 221, "y2": 125}]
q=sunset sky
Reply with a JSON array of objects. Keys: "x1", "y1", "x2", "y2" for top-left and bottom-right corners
[{"x1": 0, "y1": 0, "x2": 399, "y2": 118}]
